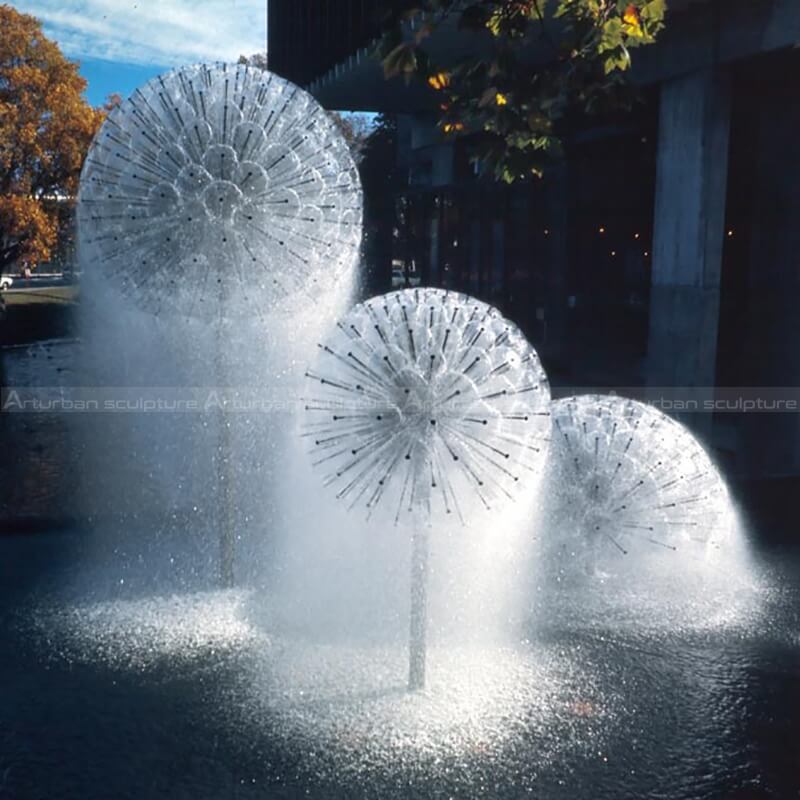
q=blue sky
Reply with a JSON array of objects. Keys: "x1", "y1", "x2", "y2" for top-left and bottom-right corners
[{"x1": 11, "y1": 0, "x2": 268, "y2": 106}]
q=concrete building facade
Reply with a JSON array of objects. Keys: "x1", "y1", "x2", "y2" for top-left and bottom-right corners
[{"x1": 267, "y1": 0, "x2": 800, "y2": 526}]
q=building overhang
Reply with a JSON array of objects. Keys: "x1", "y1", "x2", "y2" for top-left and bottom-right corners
[{"x1": 307, "y1": 0, "x2": 800, "y2": 112}]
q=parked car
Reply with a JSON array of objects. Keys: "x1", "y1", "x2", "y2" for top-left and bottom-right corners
[
  {"x1": 0, "y1": 275, "x2": 13, "y2": 291},
  {"x1": 391, "y1": 260, "x2": 421, "y2": 288}
]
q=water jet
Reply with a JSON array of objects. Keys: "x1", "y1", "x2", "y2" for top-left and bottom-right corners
[{"x1": 303, "y1": 287, "x2": 551, "y2": 688}]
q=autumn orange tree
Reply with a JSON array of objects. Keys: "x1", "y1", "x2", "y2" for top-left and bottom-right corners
[
  {"x1": 0, "y1": 4, "x2": 104, "y2": 275},
  {"x1": 379, "y1": 0, "x2": 665, "y2": 181}
]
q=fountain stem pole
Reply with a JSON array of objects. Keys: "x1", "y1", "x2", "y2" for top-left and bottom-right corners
[
  {"x1": 408, "y1": 523, "x2": 429, "y2": 690},
  {"x1": 408, "y1": 455, "x2": 431, "y2": 691},
  {"x1": 215, "y1": 318, "x2": 236, "y2": 589}
]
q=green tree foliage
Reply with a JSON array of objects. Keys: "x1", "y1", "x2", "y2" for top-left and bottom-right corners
[{"x1": 379, "y1": 0, "x2": 666, "y2": 182}]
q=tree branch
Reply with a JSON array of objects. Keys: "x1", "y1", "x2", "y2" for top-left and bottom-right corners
[{"x1": 532, "y1": 0, "x2": 559, "y2": 53}]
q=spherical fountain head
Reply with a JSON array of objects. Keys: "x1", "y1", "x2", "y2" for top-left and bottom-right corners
[
  {"x1": 547, "y1": 394, "x2": 734, "y2": 564},
  {"x1": 76, "y1": 63, "x2": 363, "y2": 322},
  {"x1": 302, "y1": 287, "x2": 552, "y2": 525}
]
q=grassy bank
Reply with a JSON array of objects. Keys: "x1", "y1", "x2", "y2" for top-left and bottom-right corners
[
  {"x1": 0, "y1": 286, "x2": 79, "y2": 345},
  {"x1": 3, "y1": 285, "x2": 79, "y2": 306}
]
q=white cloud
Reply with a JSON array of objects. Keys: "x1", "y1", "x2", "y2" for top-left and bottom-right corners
[{"x1": 15, "y1": 0, "x2": 267, "y2": 67}]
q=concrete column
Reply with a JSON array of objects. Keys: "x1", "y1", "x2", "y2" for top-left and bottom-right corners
[
  {"x1": 542, "y1": 163, "x2": 570, "y2": 372},
  {"x1": 739, "y1": 84, "x2": 800, "y2": 478},
  {"x1": 647, "y1": 69, "x2": 731, "y2": 397}
]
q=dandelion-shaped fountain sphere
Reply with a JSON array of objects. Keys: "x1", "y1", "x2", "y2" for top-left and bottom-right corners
[
  {"x1": 548, "y1": 395, "x2": 732, "y2": 565},
  {"x1": 304, "y1": 288, "x2": 551, "y2": 522},
  {"x1": 303, "y1": 288, "x2": 551, "y2": 689},
  {"x1": 77, "y1": 63, "x2": 362, "y2": 320}
]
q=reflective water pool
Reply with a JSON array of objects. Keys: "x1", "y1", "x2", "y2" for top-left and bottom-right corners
[{"x1": 1, "y1": 544, "x2": 798, "y2": 800}]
